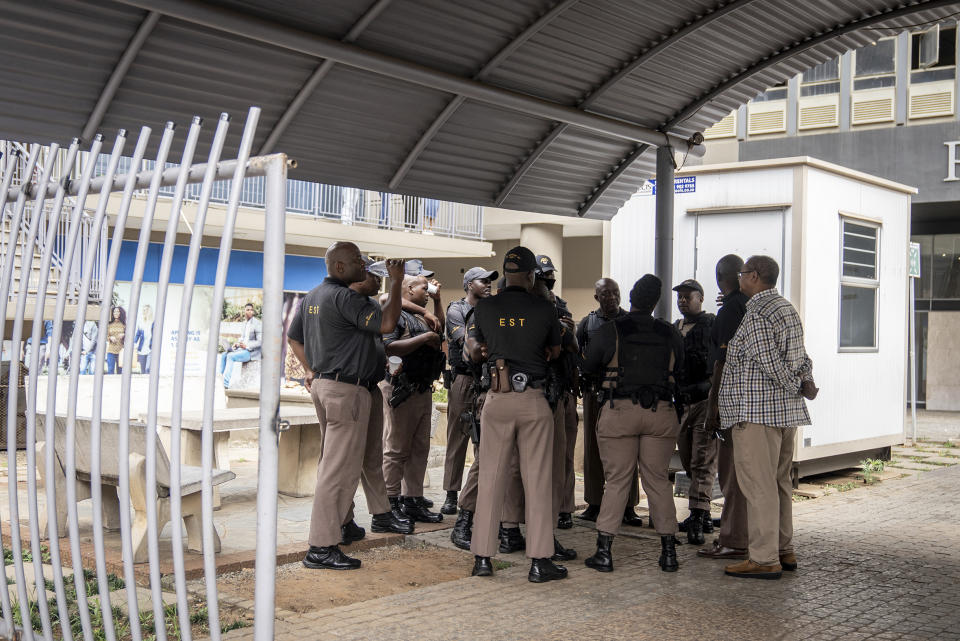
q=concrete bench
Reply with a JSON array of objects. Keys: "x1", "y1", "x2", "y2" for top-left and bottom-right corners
[
  {"x1": 149, "y1": 405, "x2": 323, "y2": 497},
  {"x1": 37, "y1": 415, "x2": 234, "y2": 563}
]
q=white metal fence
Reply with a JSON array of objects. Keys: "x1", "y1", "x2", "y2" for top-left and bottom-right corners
[{"x1": 1, "y1": 107, "x2": 285, "y2": 641}]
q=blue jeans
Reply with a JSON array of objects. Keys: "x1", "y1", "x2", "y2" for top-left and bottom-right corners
[
  {"x1": 138, "y1": 353, "x2": 151, "y2": 374},
  {"x1": 81, "y1": 352, "x2": 97, "y2": 375},
  {"x1": 218, "y1": 349, "x2": 251, "y2": 388},
  {"x1": 105, "y1": 352, "x2": 121, "y2": 374}
]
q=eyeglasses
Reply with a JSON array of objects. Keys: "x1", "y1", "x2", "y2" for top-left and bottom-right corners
[{"x1": 737, "y1": 270, "x2": 756, "y2": 279}]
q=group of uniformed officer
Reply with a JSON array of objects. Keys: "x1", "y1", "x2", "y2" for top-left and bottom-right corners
[{"x1": 288, "y1": 240, "x2": 748, "y2": 580}]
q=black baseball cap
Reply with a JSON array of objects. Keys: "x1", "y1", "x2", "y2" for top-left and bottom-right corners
[
  {"x1": 463, "y1": 266, "x2": 498, "y2": 288},
  {"x1": 672, "y1": 279, "x2": 704, "y2": 296},
  {"x1": 503, "y1": 246, "x2": 538, "y2": 273},
  {"x1": 535, "y1": 254, "x2": 557, "y2": 276}
]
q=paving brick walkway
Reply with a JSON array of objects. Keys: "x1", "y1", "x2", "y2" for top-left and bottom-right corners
[{"x1": 224, "y1": 464, "x2": 960, "y2": 641}]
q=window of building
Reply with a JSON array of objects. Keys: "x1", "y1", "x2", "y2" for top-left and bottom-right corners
[
  {"x1": 752, "y1": 82, "x2": 787, "y2": 102},
  {"x1": 932, "y1": 234, "x2": 960, "y2": 298},
  {"x1": 854, "y1": 38, "x2": 897, "y2": 90},
  {"x1": 839, "y1": 218, "x2": 880, "y2": 350},
  {"x1": 911, "y1": 26, "x2": 957, "y2": 83},
  {"x1": 801, "y1": 58, "x2": 840, "y2": 96}
]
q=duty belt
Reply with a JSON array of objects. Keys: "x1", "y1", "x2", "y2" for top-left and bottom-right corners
[{"x1": 318, "y1": 371, "x2": 378, "y2": 391}]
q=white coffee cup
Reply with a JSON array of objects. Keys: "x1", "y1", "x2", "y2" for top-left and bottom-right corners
[
  {"x1": 388, "y1": 355, "x2": 402, "y2": 375},
  {"x1": 427, "y1": 282, "x2": 438, "y2": 296}
]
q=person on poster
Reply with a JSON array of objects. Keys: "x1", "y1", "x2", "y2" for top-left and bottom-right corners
[
  {"x1": 217, "y1": 303, "x2": 262, "y2": 389},
  {"x1": 106, "y1": 307, "x2": 126, "y2": 375},
  {"x1": 134, "y1": 304, "x2": 154, "y2": 374}
]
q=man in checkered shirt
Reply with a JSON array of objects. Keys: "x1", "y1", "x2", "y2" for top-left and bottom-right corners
[{"x1": 719, "y1": 255, "x2": 819, "y2": 580}]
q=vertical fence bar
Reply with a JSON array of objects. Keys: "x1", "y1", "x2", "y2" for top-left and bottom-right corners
[
  {"x1": 10, "y1": 145, "x2": 58, "y2": 641},
  {"x1": 168, "y1": 113, "x2": 231, "y2": 641},
  {"x1": 28, "y1": 137, "x2": 97, "y2": 640},
  {"x1": 69, "y1": 128, "x2": 150, "y2": 641},
  {"x1": 0, "y1": 148, "x2": 21, "y2": 637},
  {"x1": 145, "y1": 117, "x2": 203, "y2": 641},
  {"x1": 200, "y1": 106, "x2": 260, "y2": 640},
  {"x1": 44, "y1": 131, "x2": 128, "y2": 641},
  {"x1": 2, "y1": 145, "x2": 44, "y2": 641},
  {"x1": 254, "y1": 153, "x2": 286, "y2": 641},
  {"x1": 115, "y1": 123, "x2": 175, "y2": 641}
]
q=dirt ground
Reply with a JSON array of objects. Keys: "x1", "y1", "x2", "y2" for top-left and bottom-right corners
[{"x1": 213, "y1": 542, "x2": 477, "y2": 613}]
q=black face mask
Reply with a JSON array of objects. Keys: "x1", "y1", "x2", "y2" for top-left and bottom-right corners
[{"x1": 542, "y1": 278, "x2": 556, "y2": 291}]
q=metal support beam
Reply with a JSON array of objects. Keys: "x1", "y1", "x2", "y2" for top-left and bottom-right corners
[
  {"x1": 258, "y1": 0, "x2": 394, "y2": 155},
  {"x1": 494, "y1": 0, "x2": 755, "y2": 206},
  {"x1": 576, "y1": 144, "x2": 649, "y2": 217},
  {"x1": 388, "y1": 0, "x2": 580, "y2": 190},
  {"x1": 654, "y1": 146, "x2": 674, "y2": 321},
  {"x1": 113, "y1": 0, "x2": 698, "y2": 152},
  {"x1": 81, "y1": 11, "x2": 160, "y2": 142}
]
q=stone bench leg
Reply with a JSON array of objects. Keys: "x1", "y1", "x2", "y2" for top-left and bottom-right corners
[
  {"x1": 180, "y1": 430, "x2": 230, "y2": 509},
  {"x1": 129, "y1": 453, "x2": 171, "y2": 564},
  {"x1": 36, "y1": 441, "x2": 92, "y2": 540},
  {"x1": 182, "y1": 492, "x2": 222, "y2": 555}
]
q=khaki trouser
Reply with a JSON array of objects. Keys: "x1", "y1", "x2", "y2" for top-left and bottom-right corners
[
  {"x1": 459, "y1": 442, "x2": 525, "y2": 524},
  {"x1": 443, "y1": 373, "x2": 474, "y2": 492},
  {"x1": 583, "y1": 391, "x2": 639, "y2": 508},
  {"x1": 471, "y1": 388, "x2": 554, "y2": 559},
  {"x1": 596, "y1": 400, "x2": 680, "y2": 537},
  {"x1": 717, "y1": 427, "x2": 748, "y2": 550},
  {"x1": 676, "y1": 399, "x2": 719, "y2": 511},
  {"x1": 381, "y1": 384, "x2": 432, "y2": 497},
  {"x1": 307, "y1": 379, "x2": 372, "y2": 548},
  {"x1": 732, "y1": 422, "x2": 796, "y2": 566},
  {"x1": 559, "y1": 392, "x2": 578, "y2": 513}
]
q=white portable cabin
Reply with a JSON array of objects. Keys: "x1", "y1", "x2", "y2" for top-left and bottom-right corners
[{"x1": 610, "y1": 157, "x2": 915, "y2": 478}]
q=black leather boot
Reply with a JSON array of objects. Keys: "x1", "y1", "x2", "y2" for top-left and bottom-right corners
[
  {"x1": 622, "y1": 507, "x2": 644, "y2": 527},
  {"x1": 402, "y1": 496, "x2": 443, "y2": 523},
  {"x1": 702, "y1": 510, "x2": 715, "y2": 534},
  {"x1": 659, "y1": 535, "x2": 679, "y2": 572},
  {"x1": 577, "y1": 504, "x2": 600, "y2": 522},
  {"x1": 557, "y1": 512, "x2": 573, "y2": 529},
  {"x1": 528, "y1": 558, "x2": 568, "y2": 583},
  {"x1": 687, "y1": 509, "x2": 705, "y2": 545},
  {"x1": 551, "y1": 537, "x2": 577, "y2": 562},
  {"x1": 498, "y1": 526, "x2": 525, "y2": 553},
  {"x1": 389, "y1": 495, "x2": 407, "y2": 522},
  {"x1": 441, "y1": 490, "x2": 459, "y2": 515},
  {"x1": 415, "y1": 496, "x2": 434, "y2": 508},
  {"x1": 584, "y1": 533, "x2": 614, "y2": 572},
  {"x1": 450, "y1": 509, "x2": 473, "y2": 550},
  {"x1": 471, "y1": 555, "x2": 493, "y2": 577},
  {"x1": 340, "y1": 519, "x2": 365, "y2": 545},
  {"x1": 303, "y1": 545, "x2": 361, "y2": 570},
  {"x1": 371, "y1": 511, "x2": 414, "y2": 534}
]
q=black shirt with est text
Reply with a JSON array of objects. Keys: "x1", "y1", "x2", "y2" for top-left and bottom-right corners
[
  {"x1": 468, "y1": 286, "x2": 562, "y2": 379},
  {"x1": 287, "y1": 277, "x2": 383, "y2": 381}
]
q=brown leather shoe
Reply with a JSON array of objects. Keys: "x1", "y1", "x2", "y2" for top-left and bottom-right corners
[
  {"x1": 724, "y1": 559, "x2": 782, "y2": 580},
  {"x1": 779, "y1": 552, "x2": 797, "y2": 571},
  {"x1": 697, "y1": 540, "x2": 747, "y2": 559}
]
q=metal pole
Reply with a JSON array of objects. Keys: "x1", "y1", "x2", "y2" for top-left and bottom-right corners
[
  {"x1": 112, "y1": 0, "x2": 700, "y2": 154},
  {"x1": 910, "y1": 276, "x2": 918, "y2": 443},
  {"x1": 654, "y1": 145, "x2": 675, "y2": 320},
  {"x1": 253, "y1": 153, "x2": 286, "y2": 641}
]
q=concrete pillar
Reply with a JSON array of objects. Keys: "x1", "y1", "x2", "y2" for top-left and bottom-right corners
[
  {"x1": 520, "y1": 223, "x2": 564, "y2": 294},
  {"x1": 654, "y1": 146, "x2": 675, "y2": 320}
]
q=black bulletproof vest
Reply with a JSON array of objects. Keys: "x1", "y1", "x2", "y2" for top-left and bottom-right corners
[{"x1": 610, "y1": 316, "x2": 674, "y2": 396}]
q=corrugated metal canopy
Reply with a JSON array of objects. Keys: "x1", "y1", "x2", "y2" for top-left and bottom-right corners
[{"x1": 1, "y1": 0, "x2": 957, "y2": 219}]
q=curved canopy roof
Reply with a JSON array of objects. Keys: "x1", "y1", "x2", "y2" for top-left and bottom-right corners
[{"x1": 1, "y1": 0, "x2": 957, "y2": 219}]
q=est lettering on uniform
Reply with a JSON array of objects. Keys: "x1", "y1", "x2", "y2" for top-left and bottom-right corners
[{"x1": 499, "y1": 317, "x2": 526, "y2": 327}]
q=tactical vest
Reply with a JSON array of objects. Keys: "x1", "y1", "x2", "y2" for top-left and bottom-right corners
[
  {"x1": 674, "y1": 312, "x2": 716, "y2": 397},
  {"x1": 446, "y1": 298, "x2": 473, "y2": 374},
  {"x1": 602, "y1": 316, "x2": 675, "y2": 406}
]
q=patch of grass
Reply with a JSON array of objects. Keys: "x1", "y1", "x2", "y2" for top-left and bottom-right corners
[
  {"x1": 791, "y1": 493, "x2": 811, "y2": 502},
  {"x1": 826, "y1": 481, "x2": 857, "y2": 493},
  {"x1": 859, "y1": 458, "x2": 886, "y2": 484},
  {"x1": 44, "y1": 568, "x2": 125, "y2": 600},
  {"x1": 432, "y1": 387, "x2": 448, "y2": 404},
  {"x1": 492, "y1": 559, "x2": 513, "y2": 571}
]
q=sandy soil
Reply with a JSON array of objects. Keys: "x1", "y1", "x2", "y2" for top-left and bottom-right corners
[{"x1": 213, "y1": 542, "x2": 476, "y2": 614}]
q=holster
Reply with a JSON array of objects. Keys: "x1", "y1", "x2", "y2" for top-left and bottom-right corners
[{"x1": 489, "y1": 358, "x2": 512, "y2": 393}]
